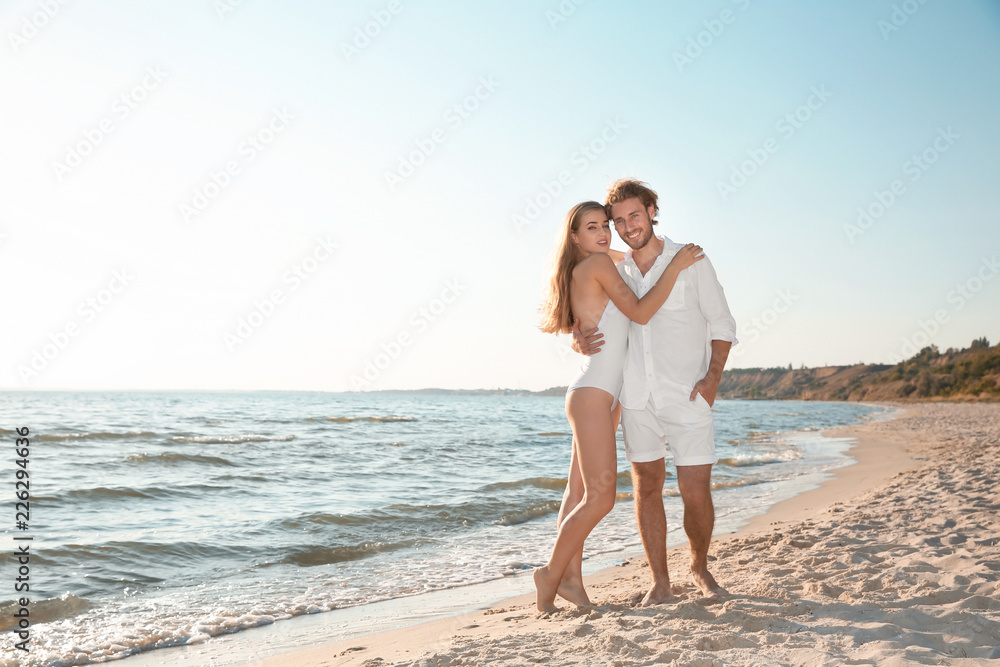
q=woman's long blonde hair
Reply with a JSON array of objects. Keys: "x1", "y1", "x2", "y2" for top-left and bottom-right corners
[{"x1": 539, "y1": 201, "x2": 607, "y2": 334}]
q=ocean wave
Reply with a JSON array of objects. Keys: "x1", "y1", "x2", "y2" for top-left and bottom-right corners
[
  {"x1": 0, "y1": 603, "x2": 286, "y2": 666},
  {"x1": 482, "y1": 477, "x2": 567, "y2": 492},
  {"x1": 50, "y1": 482, "x2": 231, "y2": 504},
  {"x1": 744, "y1": 430, "x2": 779, "y2": 440},
  {"x1": 278, "y1": 540, "x2": 413, "y2": 567},
  {"x1": 499, "y1": 561, "x2": 540, "y2": 575},
  {"x1": 125, "y1": 452, "x2": 235, "y2": 466},
  {"x1": 308, "y1": 415, "x2": 417, "y2": 423},
  {"x1": 712, "y1": 477, "x2": 764, "y2": 491},
  {"x1": 170, "y1": 434, "x2": 295, "y2": 444},
  {"x1": 268, "y1": 500, "x2": 504, "y2": 534},
  {"x1": 43, "y1": 539, "x2": 249, "y2": 566},
  {"x1": 718, "y1": 450, "x2": 803, "y2": 467},
  {"x1": 271, "y1": 511, "x2": 394, "y2": 530},
  {"x1": 482, "y1": 470, "x2": 648, "y2": 492},
  {"x1": 65, "y1": 486, "x2": 163, "y2": 501},
  {"x1": 214, "y1": 474, "x2": 270, "y2": 483},
  {"x1": 0, "y1": 593, "x2": 93, "y2": 631},
  {"x1": 271, "y1": 492, "x2": 572, "y2": 536},
  {"x1": 495, "y1": 500, "x2": 562, "y2": 526},
  {"x1": 35, "y1": 430, "x2": 157, "y2": 442},
  {"x1": 537, "y1": 432, "x2": 569, "y2": 436}
]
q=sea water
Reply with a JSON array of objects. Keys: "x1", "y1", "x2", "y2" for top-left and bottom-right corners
[{"x1": 0, "y1": 391, "x2": 887, "y2": 665}]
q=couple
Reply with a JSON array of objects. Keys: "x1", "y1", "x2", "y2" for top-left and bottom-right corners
[{"x1": 535, "y1": 178, "x2": 737, "y2": 612}]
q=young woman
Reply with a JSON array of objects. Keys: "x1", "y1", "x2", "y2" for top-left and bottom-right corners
[{"x1": 535, "y1": 201, "x2": 703, "y2": 612}]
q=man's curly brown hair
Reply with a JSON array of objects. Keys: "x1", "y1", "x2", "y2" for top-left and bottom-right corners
[{"x1": 604, "y1": 178, "x2": 659, "y2": 224}]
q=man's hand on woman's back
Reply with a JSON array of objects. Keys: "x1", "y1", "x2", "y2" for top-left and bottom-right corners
[{"x1": 571, "y1": 318, "x2": 605, "y2": 356}]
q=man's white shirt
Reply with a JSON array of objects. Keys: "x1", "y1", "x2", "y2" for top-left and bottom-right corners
[{"x1": 617, "y1": 235, "x2": 737, "y2": 410}]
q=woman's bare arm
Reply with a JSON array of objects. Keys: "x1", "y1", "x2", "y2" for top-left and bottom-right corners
[{"x1": 591, "y1": 244, "x2": 703, "y2": 325}]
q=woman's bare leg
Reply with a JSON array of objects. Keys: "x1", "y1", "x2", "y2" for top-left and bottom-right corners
[
  {"x1": 534, "y1": 389, "x2": 617, "y2": 612},
  {"x1": 556, "y1": 402, "x2": 621, "y2": 604},
  {"x1": 554, "y1": 436, "x2": 590, "y2": 606}
]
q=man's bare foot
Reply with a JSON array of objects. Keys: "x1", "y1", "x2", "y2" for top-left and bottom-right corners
[
  {"x1": 691, "y1": 566, "x2": 727, "y2": 598},
  {"x1": 556, "y1": 576, "x2": 592, "y2": 607},
  {"x1": 533, "y1": 566, "x2": 560, "y2": 612},
  {"x1": 640, "y1": 581, "x2": 676, "y2": 607}
]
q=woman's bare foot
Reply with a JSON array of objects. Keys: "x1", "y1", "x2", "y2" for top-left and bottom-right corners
[
  {"x1": 556, "y1": 575, "x2": 592, "y2": 607},
  {"x1": 640, "y1": 581, "x2": 677, "y2": 607},
  {"x1": 691, "y1": 565, "x2": 727, "y2": 598},
  {"x1": 533, "y1": 566, "x2": 560, "y2": 612}
]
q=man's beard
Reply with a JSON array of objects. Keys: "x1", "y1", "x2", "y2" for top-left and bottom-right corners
[{"x1": 621, "y1": 224, "x2": 653, "y2": 250}]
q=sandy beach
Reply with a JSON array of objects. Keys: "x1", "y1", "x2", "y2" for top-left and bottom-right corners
[{"x1": 255, "y1": 402, "x2": 1000, "y2": 666}]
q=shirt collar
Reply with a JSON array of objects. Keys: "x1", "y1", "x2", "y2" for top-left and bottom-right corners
[{"x1": 624, "y1": 234, "x2": 673, "y2": 265}]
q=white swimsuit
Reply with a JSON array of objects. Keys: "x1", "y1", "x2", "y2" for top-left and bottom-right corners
[{"x1": 566, "y1": 298, "x2": 629, "y2": 407}]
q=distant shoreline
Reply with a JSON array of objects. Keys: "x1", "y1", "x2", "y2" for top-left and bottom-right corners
[
  {"x1": 2, "y1": 339, "x2": 995, "y2": 399},
  {"x1": 2, "y1": 386, "x2": 996, "y2": 401}
]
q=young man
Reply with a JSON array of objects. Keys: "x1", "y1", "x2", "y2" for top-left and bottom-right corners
[{"x1": 573, "y1": 178, "x2": 737, "y2": 605}]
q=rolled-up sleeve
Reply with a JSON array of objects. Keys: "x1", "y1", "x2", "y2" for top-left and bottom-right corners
[{"x1": 694, "y1": 255, "x2": 737, "y2": 344}]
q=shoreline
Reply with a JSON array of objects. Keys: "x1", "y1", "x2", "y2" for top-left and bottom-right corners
[
  {"x1": 248, "y1": 402, "x2": 955, "y2": 666},
  {"x1": 723, "y1": 403, "x2": 912, "y2": 540}
]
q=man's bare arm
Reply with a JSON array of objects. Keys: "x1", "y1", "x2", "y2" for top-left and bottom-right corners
[{"x1": 689, "y1": 339, "x2": 732, "y2": 406}]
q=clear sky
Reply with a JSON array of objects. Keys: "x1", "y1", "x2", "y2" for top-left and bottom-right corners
[{"x1": 2, "y1": 0, "x2": 998, "y2": 392}]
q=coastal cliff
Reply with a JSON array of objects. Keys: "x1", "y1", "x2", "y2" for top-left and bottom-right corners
[{"x1": 718, "y1": 338, "x2": 999, "y2": 401}]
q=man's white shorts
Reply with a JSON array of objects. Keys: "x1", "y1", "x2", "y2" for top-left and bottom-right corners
[{"x1": 621, "y1": 394, "x2": 718, "y2": 466}]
